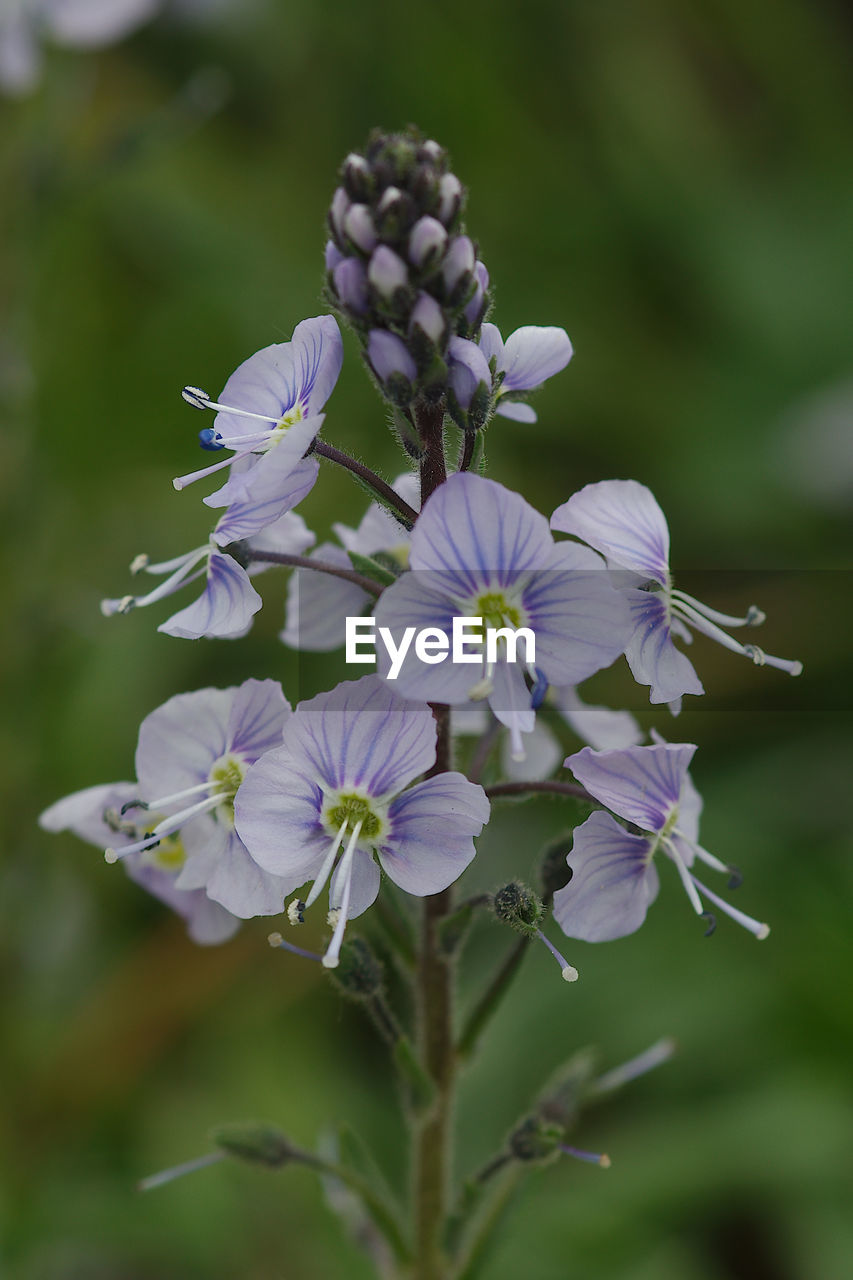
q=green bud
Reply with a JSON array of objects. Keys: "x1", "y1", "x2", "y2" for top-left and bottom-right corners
[
  {"x1": 213, "y1": 1123, "x2": 294, "y2": 1168},
  {"x1": 326, "y1": 937, "x2": 384, "y2": 1000},
  {"x1": 508, "y1": 1116, "x2": 563, "y2": 1163},
  {"x1": 493, "y1": 882, "x2": 545, "y2": 938}
]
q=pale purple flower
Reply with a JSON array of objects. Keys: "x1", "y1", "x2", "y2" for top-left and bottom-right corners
[
  {"x1": 102, "y1": 480, "x2": 314, "y2": 639},
  {"x1": 39, "y1": 781, "x2": 240, "y2": 945},
  {"x1": 174, "y1": 315, "x2": 343, "y2": 508},
  {"x1": 478, "y1": 322, "x2": 573, "y2": 423},
  {"x1": 373, "y1": 474, "x2": 632, "y2": 759},
  {"x1": 93, "y1": 681, "x2": 296, "y2": 918},
  {"x1": 235, "y1": 676, "x2": 490, "y2": 968},
  {"x1": 332, "y1": 258, "x2": 368, "y2": 313},
  {"x1": 442, "y1": 235, "x2": 475, "y2": 295},
  {"x1": 437, "y1": 173, "x2": 462, "y2": 224},
  {"x1": 409, "y1": 292, "x2": 446, "y2": 346},
  {"x1": 550, "y1": 480, "x2": 803, "y2": 704},
  {"x1": 553, "y1": 743, "x2": 770, "y2": 943},
  {"x1": 367, "y1": 245, "x2": 409, "y2": 299},
  {"x1": 282, "y1": 473, "x2": 419, "y2": 652}
]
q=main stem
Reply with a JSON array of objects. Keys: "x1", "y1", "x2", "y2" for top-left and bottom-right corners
[{"x1": 413, "y1": 404, "x2": 454, "y2": 1278}]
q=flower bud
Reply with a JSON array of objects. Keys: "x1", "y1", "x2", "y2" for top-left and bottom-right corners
[
  {"x1": 375, "y1": 184, "x2": 417, "y2": 241},
  {"x1": 464, "y1": 259, "x2": 490, "y2": 331},
  {"x1": 408, "y1": 216, "x2": 448, "y2": 271},
  {"x1": 367, "y1": 330, "x2": 416, "y2": 404},
  {"x1": 329, "y1": 186, "x2": 350, "y2": 240},
  {"x1": 438, "y1": 172, "x2": 463, "y2": 225},
  {"x1": 343, "y1": 203, "x2": 378, "y2": 254},
  {"x1": 493, "y1": 881, "x2": 546, "y2": 937},
  {"x1": 333, "y1": 257, "x2": 368, "y2": 314},
  {"x1": 342, "y1": 151, "x2": 373, "y2": 202},
  {"x1": 325, "y1": 240, "x2": 344, "y2": 273},
  {"x1": 213, "y1": 1123, "x2": 295, "y2": 1168},
  {"x1": 509, "y1": 1116, "x2": 563, "y2": 1163},
  {"x1": 409, "y1": 291, "x2": 446, "y2": 347},
  {"x1": 326, "y1": 937, "x2": 384, "y2": 1000},
  {"x1": 442, "y1": 235, "x2": 475, "y2": 305},
  {"x1": 367, "y1": 245, "x2": 409, "y2": 300},
  {"x1": 448, "y1": 336, "x2": 491, "y2": 409}
]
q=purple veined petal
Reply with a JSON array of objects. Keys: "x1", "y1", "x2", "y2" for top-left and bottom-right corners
[
  {"x1": 234, "y1": 744, "x2": 332, "y2": 879},
  {"x1": 478, "y1": 323, "x2": 506, "y2": 370},
  {"x1": 489, "y1": 661, "x2": 535, "y2": 760},
  {"x1": 39, "y1": 781, "x2": 138, "y2": 846},
  {"x1": 556, "y1": 688, "x2": 644, "y2": 751},
  {"x1": 624, "y1": 588, "x2": 705, "y2": 704},
  {"x1": 567, "y1": 742, "x2": 696, "y2": 834},
  {"x1": 135, "y1": 687, "x2": 234, "y2": 800},
  {"x1": 551, "y1": 479, "x2": 671, "y2": 586},
  {"x1": 203, "y1": 415, "x2": 324, "y2": 510},
  {"x1": 373, "y1": 574, "x2": 488, "y2": 704},
  {"x1": 521, "y1": 542, "x2": 633, "y2": 687},
  {"x1": 281, "y1": 543, "x2": 371, "y2": 652},
  {"x1": 329, "y1": 847, "x2": 381, "y2": 919},
  {"x1": 500, "y1": 325, "x2": 573, "y2": 392},
  {"x1": 553, "y1": 811, "x2": 659, "y2": 943},
  {"x1": 43, "y1": 0, "x2": 159, "y2": 46},
  {"x1": 124, "y1": 856, "x2": 241, "y2": 945},
  {"x1": 282, "y1": 675, "x2": 437, "y2": 800},
  {"x1": 158, "y1": 551, "x2": 262, "y2": 640},
  {"x1": 410, "y1": 473, "x2": 554, "y2": 587},
  {"x1": 500, "y1": 715, "x2": 562, "y2": 782},
  {"x1": 495, "y1": 401, "x2": 538, "y2": 423},
  {"x1": 380, "y1": 772, "x2": 489, "y2": 896},
  {"x1": 211, "y1": 460, "x2": 319, "y2": 545},
  {"x1": 178, "y1": 823, "x2": 291, "y2": 918},
  {"x1": 226, "y1": 677, "x2": 291, "y2": 760},
  {"x1": 283, "y1": 315, "x2": 343, "y2": 416}
]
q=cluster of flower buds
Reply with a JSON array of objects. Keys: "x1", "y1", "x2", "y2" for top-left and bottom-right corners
[{"x1": 325, "y1": 127, "x2": 492, "y2": 426}]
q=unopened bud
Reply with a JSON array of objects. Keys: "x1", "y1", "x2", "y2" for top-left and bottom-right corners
[
  {"x1": 493, "y1": 881, "x2": 545, "y2": 937},
  {"x1": 408, "y1": 216, "x2": 448, "y2": 271},
  {"x1": 442, "y1": 235, "x2": 475, "y2": 304},
  {"x1": 213, "y1": 1123, "x2": 295, "y2": 1168},
  {"x1": 464, "y1": 259, "x2": 490, "y2": 331},
  {"x1": 326, "y1": 937, "x2": 384, "y2": 1000},
  {"x1": 344, "y1": 203, "x2": 378, "y2": 254},
  {"x1": 330, "y1": 186, "x2": 350, "y2": 240},
  {"x1": 367, "y1": 330, "x2": 416, "y2": 404},
  {"x1": 341, "y1": 151, "x2": 373, "y2": 202},
  {"x1": 367, "y1": 245, "x2": 409, "y2": 299},
  {"x1": 447, "y1": 336, "x2": 492, "y2": 410},
  {"x1": 509, "y1": 1116, "x2": 562, "y2": 1163},
  {"x1": 437, "y1": 172, "x2": 463, "y2": 225},
  {"x1": 332, "y1": 257, "x2": 368, "y2": 314},
  {"x1": 409, "y1": 291, "x2": 447, "y2": 347},
  {"x1": 324, "y1": 240, "x2": 344, "y2": 273}
]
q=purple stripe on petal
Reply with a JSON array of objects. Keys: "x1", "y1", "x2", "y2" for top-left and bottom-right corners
[
  {"x1": 136, "y1": 688, "x2": 234, "y2": 799},
  {"x1": 553, "y1": 811, "x2": 658, "y2": 942},
  {"x1": 625, "y1": 588, "x2": 704, "y2": 703},
  {"x1": 566, "y1": 743, "x2": 696, "y2": 834},
  {"x1": 226, "y1": 678, "x2": 290, "y2": 761},
  {"x1": 501, "y1": 325, "x2": 573, "y2": 391},
  {"x1": 158, "y1": 552, "x2": 262, "y2": 640},
  {"x1": 551, "y1": 479, "x2": 671, "y2": 586}
]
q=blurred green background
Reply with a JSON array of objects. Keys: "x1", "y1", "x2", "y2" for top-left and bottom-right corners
[{"x1": 2, "y1": 0, "x2": 852, "y2": 1276}]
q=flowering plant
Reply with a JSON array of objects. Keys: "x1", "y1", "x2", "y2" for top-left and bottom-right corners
[{"x1": 41, "y1": 127, "x2": 802, "y2": 1279}]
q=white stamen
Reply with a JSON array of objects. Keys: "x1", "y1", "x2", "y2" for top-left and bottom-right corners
[
  {"x1": 591, "y1": 1037, "x2": 677, "y2": 1095},
  {"x1": 287, "y1": 899, "x2": 305, "y2": 926},
  {"x1": 181, "y1": 386, "x2": 284, "y2": 425},
  {"x1": 743, "y1": 645, "x2": 803, "y2": 677},
  {"x1": 322, "y1": 821, "x2": 363, "y2": 969},
  {"x1": 138, "y1": 779, "x2": 223, "y2": 811},
  {"x1": 688, "y1": 873, "x2": 770, "y2": 940},
  {"x1": 102, "y1": 547, "x2": 210, "y2": 617},
  {"x1": 671, "y1": 598, "x2": 802, "y2": 675},
  {"x1": 172, "y1": 447, "x2": 256, "y2": 491},
  {"x1": 304, "y1": 820, "x2": 350, "y2": 910},
  {"x1": 138, "y1": 1150, "x2": 225, "y2": 1193},
  {"x1": 663, "y1": 838, "x2": 705, "y2": 916},
  {"x1": 130, "y1": 553, "x2": 149, "y2": 574},
  {"x1": 536, "y1": 930, "x2": 579, "y2": 982},
  {"x1": 508, "y1": 720, "x2": 526, "y2": 763},
  {"x1": 137, "y1": 546, "x2": 210, "y2": 575},
  {"x1": 671, "y1": 590, "x2": 766, "y2": 629},
  {"x1": 104, "y1": 793, "x2": 223, "y2": 862},
  {"x1": 672, "y1": 830, "x2": 730, "y2": 876}
]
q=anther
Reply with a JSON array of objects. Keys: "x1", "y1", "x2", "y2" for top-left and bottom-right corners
[
  {"x1": 530, "y1": 667, "x2": 549, "y2": 711},
  {"x1": 701, "y1": 911, "x2": 717, "y2": 937},
  {"x1": 130, "y1": 554, "x2": 149, "y2": 575},
  {"x1": 287, "y1": 898, "x2": 305, "y2": 926},
  {"x1": 199, "y1": 428, "x2": 223, "y2": 452},
  {"x1": 120, "y1": 798, "x2": 146, "y2": 815},
  {"x1": 744, "y1": 644, "x2": 766, "y2": 666},
  {"x1": 745, "y1": 605, "x2": 766, "y2": 626},
  {"x1": 536, "y1": 929, "x2": 579, "y2": 983},
  {"x1": 117, "y1": 595, "x2": 135, "y2": 615},
  {"x1": 726, "y1": 865, "x2": 743, "y2": 890},
  {"x1": 182, "y1": 385, "x2": 212, "y2": 410}
]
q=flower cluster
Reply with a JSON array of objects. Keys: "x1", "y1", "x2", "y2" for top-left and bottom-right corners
[{"x1": 42, "y1": 130, "x2": 803, "y2": 968}]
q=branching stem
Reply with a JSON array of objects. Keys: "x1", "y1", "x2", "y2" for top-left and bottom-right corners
[
  {"x1": 313, "y1": 440, "x2": 418, "y2": 526},
  {"x1": 249, "y1": 550, "x2": 383, "y2": 597}
]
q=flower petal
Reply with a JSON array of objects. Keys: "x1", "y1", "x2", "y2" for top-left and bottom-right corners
[
  {"x1": 374, "y1": 572, "x2": 488, "y2": 703},
  {"x1": 136, "y1": 687, "x2": 234, "y2": 799},
  {"x1": 551, "y1": 479, "x2": 670, "y2": 586},
  {"x1": 234, "y1": 744, "x2": 331, "y2": 879},
  {"x1": 495, "y1": 401, "x2": 538, "y2": 423},
  {"x1": 158, "y1": 552, "x2": 262, "y2": 640},
  {"x1": 501, "y1": 325, "x2": 573, "y2": 392},
  {"x1": 566, "y1": 743, "x2": 696, "y2": 834},
  {"x1": 39, "y1": 782, "x2": 137, "y2": 845},
  {"x1": 553, "y1": 811, "x2": 658, "y2": 942},
  {"x1": 281, "y1": 543, "x2": 371, "y2": 652},
  {"x1": 330, "y1": 848, "x2": 381, "y2": 919},
  {"x1": 282, "y1": 676, "x2": 437, "y2": 799},
  {"x1": 478, "y1": 323, "x2": 506, "y2": 370},
  {"x1": 501, "y1": 719, "x2": 562, "y2": 782},
  {"x1": 226, "y1": 678, "x2": 291, "y2": 760},
  {"x1": 625, "y1": 588, "x2": 705, "y2": 703},
  {"x1": 124, "y1": 858, "x2": 241, "y2": 945},
  {"x1": 204, "y1": 415, "x2": 324, "y2": 510},
  {"x1": 379, "y1": 772, "x2": 489, "y2": 896},
  {"x1": 178, "y1": 824, "x2": 290, "y2": 918},
  {"x1": 556, "y1": 688, "x2": 644, "y2": 751},
  {"x1": 212, "y1": 463, "x2": 319, "y2": 546}
]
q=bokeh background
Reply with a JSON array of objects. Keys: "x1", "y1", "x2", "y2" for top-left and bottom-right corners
[{"x1": 2, "y1": 1, "x2": 852, "y2": 1276}]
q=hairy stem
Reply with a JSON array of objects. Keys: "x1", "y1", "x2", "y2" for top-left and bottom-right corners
[
  {"x1": 313, "y1": 440, "x2": 418, "y2": 526},
  {"x1": 484, "y1": 780, "x2": 590, "y2": 802},
  {"x1": 249, "y1": 550, "x2": 382, "y2": 597}
]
